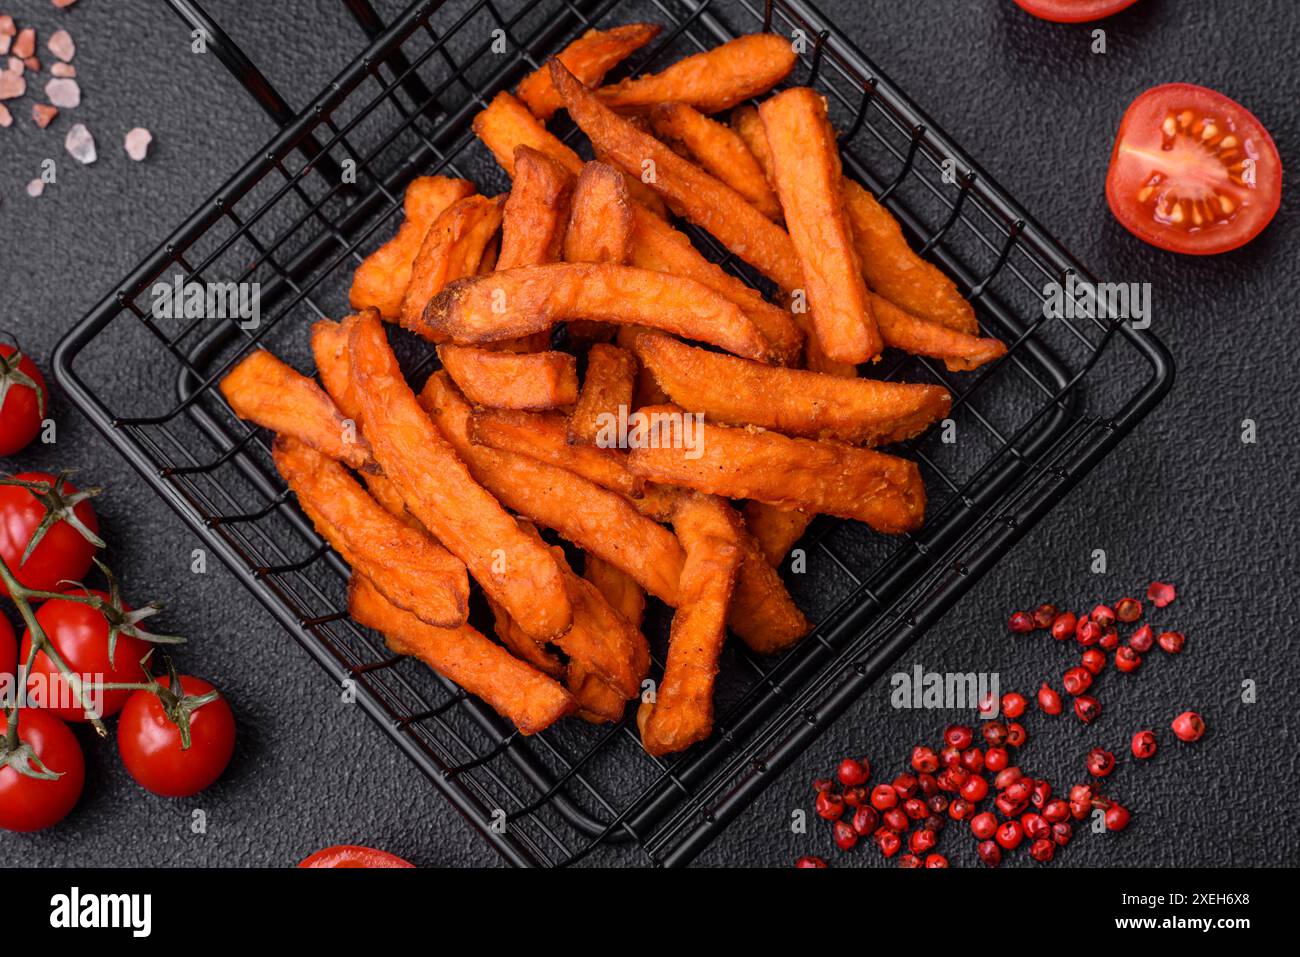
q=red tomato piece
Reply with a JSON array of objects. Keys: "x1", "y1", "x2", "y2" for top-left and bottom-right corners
[
  {"x1": 0, "y1": 344, "x2": 48, "y2": 457},
  {"x1": 299, "y1": 845, "x2": 415, "y2": 868},
  {"x1": 0, "y1": 471, "x2": 101, "y2": 597},
  {"x1": 1012, "y1": 0, "x2": 1141, "y2": 23},
  {"x1": 0, "y1": 709, "x2": 85, "y2": 832}
]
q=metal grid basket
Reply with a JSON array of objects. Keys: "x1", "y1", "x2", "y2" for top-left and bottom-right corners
[{"x1": 52, "y1": 0, "x2": 1172, "y2": 866}]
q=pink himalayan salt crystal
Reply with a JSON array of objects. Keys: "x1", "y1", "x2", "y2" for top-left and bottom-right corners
[
  {"x1": 47, "y1": 28, "x2": 73, "y2": 61},
  {"x1": 0, "y1": 17, "x2": 15, "y2": 36},
  {"x1": 124, "y1": 126, "x2": 153, "y2": 161},
  {"x1": 0, "y1": 68, "x2": 24, "y2": 101},
  {"x1": 32, "y1": 102, "x2": 57, "y2": 128},
  {"x1": 12, "y1": 27, "x2": 33, "y2": 59},
  {"x1": 65, "y1": 121, "x2": 95, "y2": 163},
  {"x1": 50, "y1": 61, "x2": 74, "y2": 77},
  {"x1": 0, "y1": 35, "x2": 9, "y2": 57},
  {"x1": 26, "y1": 179, "x2": 45, "y2": 198},
  {"x1": 53, "y1": 0, "x2": 79, "y2": 8},
  {"x1": 23, "y1": 55, "x2": 38, "y2": 72},
  {"x1": 45, "y1": 76, "x2": 78, "y2": 107},
  {"x1": 0, "y1": 102, "x2": 11, "y2": 127}
]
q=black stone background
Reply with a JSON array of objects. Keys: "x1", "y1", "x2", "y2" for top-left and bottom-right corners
[{"x1": 0, "y1": 0, "x2": 1296, "y2": 868}]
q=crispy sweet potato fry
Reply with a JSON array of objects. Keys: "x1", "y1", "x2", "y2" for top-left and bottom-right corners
[
  {"x1": 551, "y1": 59, "x2": 805, "y2": 293},
  {"x1": 598, "y1": 34, "x2": 796, "y2": 114},
  {"x1": 437, "y1": 344, "x2": 579, "y2": 410},
  {"x1": 420, "y1": 263, "x2": 774, "y2": 362},
  {"x1": 743, "y1": 501, "x2": 812, "y2": 566},
  {"x1": 421, "y1": 372, "x2": 685, "y2": 604},
  {"x1": 486, "y1": 594, "x2": 566, "y2": 679},
  {"x1": 517, "y1": 23, "x2": 661, "y2": 120},
  {"x1": 496, "y1": 146, "x2": 575, "y2": 271},
  {"x1": 563, "y1": 162, "x2": 634, "y2": 265},
  {"x1": 730, "y1": 105, "x2": 775, "y2": 185},
  {"x1": 563, "y1": 549, "x2": 650, "y2": 722},
  {"x1": 628, "y1": 481, "x2": 680, "y2": 522},
  {"x1": 627, "y1": 405, "x2": 926, "y2": 533},
  {"x1": 584, "y1": 554, "x2": 646, "y2": 628},
  {"x1": 728, "y1": 508, "x2": 810, "y2": 654},
  {"x1": 349, "y1": 176, "x2": 476, "y2": 320},
  {"x1": 472, "y1": 90, "x2": 668, "y2": 218},
  {"x1": 843, "y1": 180, "x2": 978, "y2": 335},
  {"x1": 350, "y1": 575, "x2": 573, "y2": 734},
  {"x1": 568, "y1": 342, "x2": 638, "y2": 446},
  {"x1": 631, "y1": 331, "x2": 952, "y2": 445},
  {"x1": 650, "y1": 102, "x2": 781, "y2": 220},
  {"x1": 467, "y1": 407, "x2": 643, "y2": 496},
  {"x1": 348, "y1": 313, "x2": 572, "y2": 639},
  {"x1": 220, "y1": 349, "x2": 373, "y2": 472},
  {"x1": 760, "y1": 87, "x2": 882, "y2": 364},
  {"x1": 639, "y1": 493, "x2": 742, "y2": 756},
  {"x1": 399, "y1": 194, "x2": 504, "y2": 333},
  {"x1": 272, "y1": 436, "x2": 469, "y2": 627},
  {"x1": 551, "y1": 547, "x2": 644, "y2": 699},
  {"x1": 872, "y1": 293, "x2": 1006, "y2": 372},
  {"x1": 627, "y1": 204, "x2": 803, "y2": 364}
]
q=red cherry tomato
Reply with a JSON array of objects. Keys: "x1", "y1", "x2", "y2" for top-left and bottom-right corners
[
  {"x1": 1012, "y1": 0, "x2": 1140, "y2": 22},
  {"x1": 1107, "y1": 83, "x2": 1282, "y2": 255},
  {"x1": 299, "y1": 845, "x2": 415, "y2": 868},
  {"x1": 117, "y1": 675, "x2": 236, "y2": 797},
  {"x1": 0, "y1": 471, "x2": 101, "y2": 597},
  {"x1": 0, "y1": 709, "x2": 85, "y2": 832},
  {"x1": 0, "y1": 615, "x2": 15, "y2": 685},
  {"x1": 0, "y1": 345, "x2": 47, "y2": 457},
  {"x1": 20, "y1": 590, "x2": 152, "y2": 722}
]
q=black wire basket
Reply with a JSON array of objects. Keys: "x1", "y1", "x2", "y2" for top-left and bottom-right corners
[{"x1": 53, "y1": 0, "x2": 1172, "y2": 866}]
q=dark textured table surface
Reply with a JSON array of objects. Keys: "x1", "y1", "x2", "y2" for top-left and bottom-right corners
[{"x1": 1, "y1": 0, "x2": 1295, "y2": 868}]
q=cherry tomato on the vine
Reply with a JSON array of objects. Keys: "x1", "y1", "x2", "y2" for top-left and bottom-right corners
[
  {"x1": 0, "y1": 471, "x2": 102, "y2": 596},
  {"x1": 0, "y1": 709, "x2": 85, "y2": 832},
  {"x1": 1012, "y1": 0, "x2": 1140, "y2": 22},
  {"x1": 0, "y1": 615, "x2": 16, "y2": 686},
  {"x1": 20, "y1": 590, "x2": 152, "y2": 722},
  {"x1": 0, "y1": 344, "x2": 48, "y2": 457},
  {"x1": 118, "y1": 675, "x2": 235, "y2": 798},
  {"x1": 299, "y1": 845, "x2": 415, "y2": 868}
]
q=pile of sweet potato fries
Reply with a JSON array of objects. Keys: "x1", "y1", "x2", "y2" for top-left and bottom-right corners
[{"x1": 219, "y1": 27, "x2": 1006, "y2": 756}]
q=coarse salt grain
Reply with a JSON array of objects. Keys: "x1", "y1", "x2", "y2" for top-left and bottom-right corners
[
  {"x1": 124, "y1": 126, "x2": 152, "y2": 161},
  {"x1": 0, "y1": 17, "x2": 15, "y2": 37},
  {"x1": 0, "y1": 69, "x2": 24, "y2": 100},
  {"x1": 50, "y1": 61, "x2": 73, "y2": 77},
  {"x1": 12, "y1": 27, "x2": 33, "y2": 59},
  {"x1": 0, "y1": 35, "x2": 10, "y2": 57},
  {"x1": 45, "y1": 76, "x2": 78, "y2": 107},
  {"x1": 53, "y1": 0, "x2": 79, "y2": 8},
  {"x1": 27, "y1": 179, "x2": 44, "y2": 197},
  {"x1": 65, "y1": 121, "x2": 95, "y2": 163},
  {"x1": 32, "y1": 102, "x2": 57, "y2": 127},
  {"x1": 47, "y1": 28, "x2": 73, "y2": 61},
  {"x1": 0, "y1": 102, "x2": 11, "y2": 127}
]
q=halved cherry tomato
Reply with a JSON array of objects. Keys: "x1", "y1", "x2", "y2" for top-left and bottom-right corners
[
  {"x1": 0, "y1": 344, "x2": 47, "y2": 457},
  {"x1": 1012, "y1": 0, "x2": 1140, "y2": 22},
  {"x1": 299, "y1": 845, "x2": 415, "y2": 868},
  {"x1": 0, "y1": 471, "x2": 101, "y2": 597},
  {"x1": 1107, "y1": 84, "x2": 1282, "y2": 255},
  {"x1": 0, "y1": 709, "x2": 85, "y2": 832},
  {"x1": 117, "y1": 675, "x2": 236, "y2": 798},
  {"x1": 21, "y1": 590, "x2": 152, "y2": 722}
]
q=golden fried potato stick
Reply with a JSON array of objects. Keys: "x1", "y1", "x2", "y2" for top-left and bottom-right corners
[
  {"x1": 639, "y1": 493, "x2": 742, "y2": 756},
  {"x1": 631, "y1": 332, "x2": 952, "y2": 445},
  {"x1": 348, "y1": 313, "x2": 572, "y2": 639},
  {"x1": 730, "y1": 105, "x2": 775, "y2": 185},
  {"x1": 220, "y1": 349, "x2": 374, "y2": 472},
  {"x1": 872, "y1": 293, "x2": 1006, "y2": 372},
  {"x1": 551, "y1": 59, "x2": 805, "y2": 293},
  {"x1": 272, "y1": 436, "x2": 469, "y2": 627},
  {"x1": 349, "y1": 575, "x2": 574, "y2": 735},
  {"x1": 419, "y1": 263, "x2": 775, "y2": 362},
  {"x1": 398, "y1": 194, "x2": 505, "y2": 333},
  {"x1": 650, "y1": 102, "x2": 781, "y2": 220},
  {"x1": 349, "y1": 176, "x2": 476, "y2": 320},
  {"x1": 496, "y1": 146, "x2": 576, "y2": 271},
  {"x1": 421, "y1": 372, "x2": 685, "y2": 605},
  {"x1": 564, "y1": 162, "x2": 634, "y2": 265},
  {"x1": 743, "y1": 502, "x2": 812, "y2": 566},
  {"x1": 517, "y1": 23, "x2": 662, "y2": 120},
  {"x1": 437, "y1": 344, "x2": 579, "y2": 410},
  {"x1": 760, "y1": 87, "x2": 882, "y2": 364},
  {"x1": 467, "y1": 407, "x2": 643, "y2": 497},
  {"x1": 568, "y1": 342, "x2": 638, "y2": 446},
  {"x1": 627, "y1": 405, "x2": 927, "y2": 533},
  {"x1": 598, "y1": 34, "x2": 796, "y2": 114},
  {"x1": 309, "y1": 315, "x2": 421, "y2": 527},
  {"x1": 843, "y1": 180, "x2": 978, "y2": 335},
  {"x1": 727, "y1": 507, "x2": 810, "y2": 654},
  {"x1": 627, "y1": 205, "x2": 803, "y2": 364},
  {"x1": 472, "y1": 90, "x2": 668, "y2": 218}
]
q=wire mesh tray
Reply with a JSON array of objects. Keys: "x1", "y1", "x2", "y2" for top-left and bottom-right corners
[{"x1": 53, "y1": 0, "x2": 1172, "y2": 866}]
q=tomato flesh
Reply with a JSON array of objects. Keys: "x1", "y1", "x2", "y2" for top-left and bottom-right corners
[
  {"x1": 1013, "y1": 0, "x2": 1141, "y2": 23},
  {"x1": 299, "y1": 845, "x2": 415, "y2": 868},
  {"x1": 1107, "y1": 84, "x2": 1282, "y2": 255}
]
